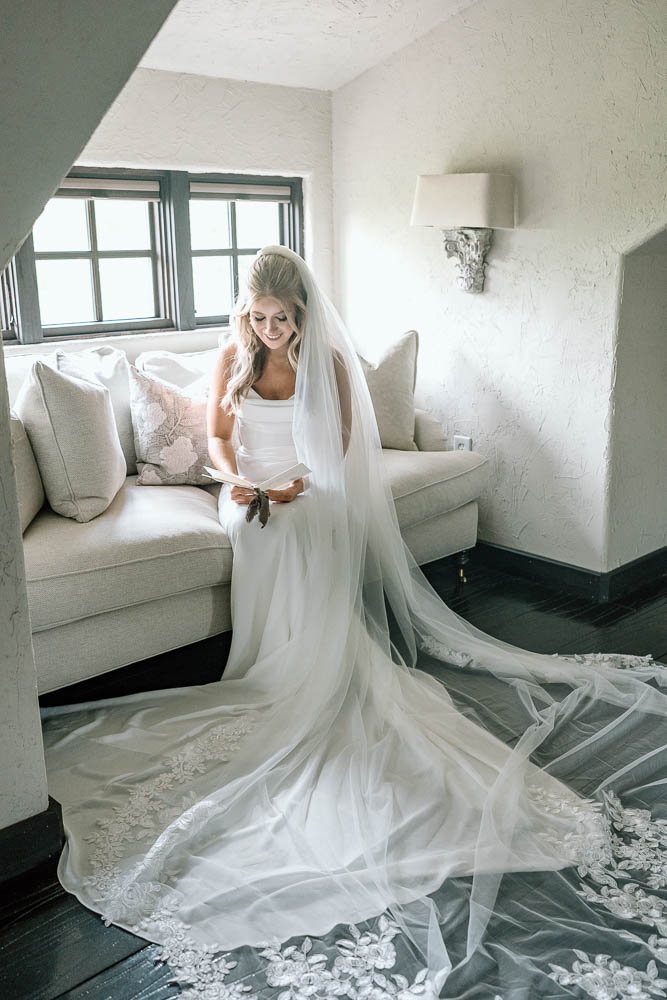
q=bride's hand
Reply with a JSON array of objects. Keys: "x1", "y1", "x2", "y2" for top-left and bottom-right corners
[
  {"x1": 230, "y1": 482, "x2": 255, "y2": 505},
  {"x1": 265, "y1": 478, "x2": 304, "y2": 503}
]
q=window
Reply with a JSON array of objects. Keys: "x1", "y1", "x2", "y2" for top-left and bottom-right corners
[
  {"x1": 189, "y1": 179, "x2": 294, "y2": 325},
  {"x1": 32, "y1": 177, "x2": 165, "y2": 335},
  {"x1": 1, "y1": 263, "x2": 18, "y2": 341},
  {"x1": 5, "y1": 169, "x2": 303, "y2": 343}
]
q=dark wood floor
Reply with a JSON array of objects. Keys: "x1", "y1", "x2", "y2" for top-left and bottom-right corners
[{"x1": 2, "y1": 557, "x2": 666, "y2": 1000}]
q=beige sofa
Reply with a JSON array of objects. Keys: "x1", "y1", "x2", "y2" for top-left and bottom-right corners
[{"x1": 6, "y1": 330, "x2": 488, "y2": 695}]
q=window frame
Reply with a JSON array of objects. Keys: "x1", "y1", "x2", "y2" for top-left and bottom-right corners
[
  {"x1": 188, "y1": 173, "x2": 303, "y2": 327},
  {"x1": 1, "y1": 260, "x2": 19, "y2": 342},
  {"x1": 5, "y1": 167, "x2": 304, "y2": 344}
]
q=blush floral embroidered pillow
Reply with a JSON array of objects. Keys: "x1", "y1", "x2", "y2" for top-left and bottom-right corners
[{"x1": 129, "y1": 366, "x2": 210, "y2": 486}]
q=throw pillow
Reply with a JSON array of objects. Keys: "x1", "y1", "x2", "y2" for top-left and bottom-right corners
[
  {"x1": 9, "y1": 410, "x2": 45, "y2": 532},
  {"x1": 358, "y1": 330, "x2": 419, "y2": 451},
  {"x1": 14, "y1": 361, "x2": 126, "y2": 522},
  {"x1": 135, "y1": 347, "x2": 220, "y2": 390},
  {"x1": 57, "y1": 346, "x2": 135, "y2": 474},
  {"x1": 129, "y1": 366, "x2": 210, "y2": 486}
]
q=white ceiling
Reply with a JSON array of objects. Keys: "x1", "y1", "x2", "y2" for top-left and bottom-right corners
[{"x1": 139, "y1": 0, "x2": 476, "y2": 91}]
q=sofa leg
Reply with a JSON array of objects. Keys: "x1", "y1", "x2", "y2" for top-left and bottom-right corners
[{"x1": 456, "y1": 549, "x2": 470, "y2": 584}]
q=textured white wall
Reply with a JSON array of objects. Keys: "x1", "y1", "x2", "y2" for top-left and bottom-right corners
[
  {"x1": 80, "y1": 69, "x2": 334, "y2": 295},
  {"x1": 0, "y1": 344, "x2": 48, "y2": 826},
  {"x1": 0, "y1": 0, "x2": 178, "y2": 831},
  {"x1": 606, "y1": 244, "x2": 667, "y2": 568},
  {"x1": 332, "y1": 0, "x2": 666, "y2": 572}
]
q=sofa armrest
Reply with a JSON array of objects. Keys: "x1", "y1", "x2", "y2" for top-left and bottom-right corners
[{"x1": 414, "y1": 408, "x2": 447, "y2": 451}]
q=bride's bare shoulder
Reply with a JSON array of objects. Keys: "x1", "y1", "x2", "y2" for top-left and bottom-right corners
[{"x1": 213, "y1": 339, "x2": 238, "y2": 383}]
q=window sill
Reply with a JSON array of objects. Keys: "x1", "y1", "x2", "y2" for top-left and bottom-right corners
[{"x1": 3, "y1": 325, "x2": 232, "y2": 358}]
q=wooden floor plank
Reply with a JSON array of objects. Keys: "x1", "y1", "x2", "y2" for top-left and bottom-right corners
[
  {"x1": 53, "y1": 947, "x2": 177, "y2": 1000},
  {"x1": 0, "y1": 889, "x2": 147, "y2": 1000}
]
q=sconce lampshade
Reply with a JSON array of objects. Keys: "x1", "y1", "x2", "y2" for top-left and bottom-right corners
[{"x1": 410, "y1": 173, "x2": 515, "y2": 229}]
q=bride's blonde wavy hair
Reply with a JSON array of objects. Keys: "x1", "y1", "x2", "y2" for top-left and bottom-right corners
[{"x1": 222, "y1": 252, "x2": 308, "y2": 413}]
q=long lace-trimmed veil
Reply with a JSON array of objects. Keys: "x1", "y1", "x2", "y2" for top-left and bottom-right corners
[
  {"x1": 267, "y1": 244, "x2": 667, "y2": 980},
  {"x1": 42, "y1": 244, "x2": 666, "y2": 998}
]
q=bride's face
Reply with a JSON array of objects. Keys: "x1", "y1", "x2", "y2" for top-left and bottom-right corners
[{"x1": 249, "y1": 296, "x2": 295, "y2": 354}]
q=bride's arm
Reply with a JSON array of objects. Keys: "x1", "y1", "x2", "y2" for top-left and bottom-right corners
[
  {"x1": 207, "y1": 342, "x2": 239, "y2": 477},
  {"x1": 333, "y1": 350, "x2": 352, "y2": 456},
  {"x1": 207, "y1": 344, "x2": 254, "y2": 506}
]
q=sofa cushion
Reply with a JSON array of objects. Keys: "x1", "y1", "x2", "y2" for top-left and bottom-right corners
[
  {"x1": 135, "y1": 347, "x2": 220, "y2": 389},
  {"x1": 57, "y1": 345, "x2": 136, "y2": 474},
  {"x1": 381, "y1": 449, "x2": 488, "y2": 529},
  {"x1": 23, "y1": 476, "x2": 233, "y2": 631},
  {"x1": 14, "y1": 361, "x2": 126, "y2": 523},
  {"x1": 129, "y1": 366, "x2": 211, "y2": 486},
  {"x1": 4, "y1": 353, "x2": 55, "y2": 405},
  {"x1": 359, "y1": 331, "x2": 418, "y2": 451},
  {"x1": 9, "y1": 410, "x2": 45, "y2": 532}
]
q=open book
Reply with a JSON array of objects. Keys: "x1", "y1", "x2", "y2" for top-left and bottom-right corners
[{"x1": 203, "y1": 463, "x2": 311, "y2": 492}]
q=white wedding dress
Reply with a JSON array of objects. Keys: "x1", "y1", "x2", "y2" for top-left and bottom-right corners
[{"x1": 42, "y1": 248, "x2": 667, "y2": 999}]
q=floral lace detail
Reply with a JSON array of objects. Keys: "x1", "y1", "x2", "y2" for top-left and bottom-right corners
[
  {"x1": 417, "y1": 636, "x2": 473, "y2": 668},
  {"x1": 544, "y1": 790, "x2": 667, "y2": 997},
  {"x1": 84, "y1": 715, "x2": 255, "y2": 923},
  {"x1": 526, "y1": 784, "x2": 614, "y2": 875},
  {"x1": 141, "y1": 904, "x2": 256, "y2": 1000},
  {"x1": 549, "y1": 951, "x2": 667, "y2": 999},
  {"x1": 571, "y1": 791, "x2": 667, "y2": 932},
  {"x1": 606, "y1": 794, "x2": 667, "y2": 891},
  {"x1": 140, "y1": 910, "x2": 434, "y2": 1000},
  {"x1": 550, "y1": 651, "x2": 666, "y2": 677},
  {"x1": 259, "y1": 917, "x2": 430, "y2": 999}
]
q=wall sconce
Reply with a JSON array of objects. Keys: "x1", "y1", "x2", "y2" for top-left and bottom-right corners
[{"x1": 410, "y1": 173, "x2": 515, "y2": 292}]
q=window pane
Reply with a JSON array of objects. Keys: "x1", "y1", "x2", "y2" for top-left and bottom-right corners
[
  {"x1": 99, "y1": 258, "x2": 156, "y2": 320},
  {"x1": 235, "y1": 200, "x2": 280, "y2": 248},
  {"x1": 190, "y1": 199, "x2": 230, "y2": 250},
  {"x1": 36, "y1": 259, "x2": 95, "y2": 325},
  {"x1": 237, "y1": 254, "x2": 254, "y2": 295},
  {"x1": 193, "y1": 256, "x2": 232, "y2": 317},
  {"x1": 95, "y1": 199, "x2": 151, "y2": 251},
  {"x1": 33, "y1": 199, "x2": 89, "y2": 252}
]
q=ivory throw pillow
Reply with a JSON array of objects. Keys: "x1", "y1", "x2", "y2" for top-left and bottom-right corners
[
  {"x1": 358, "y1": 330, "x2": 419, "y2": 451},
  {"x1": 57, "y1": 346, "x2": 136, "y2": 473},
  {"x1": 135, "y1": 348, "x2": 220, "y2": 391},
  {"x1": 14, "y1": 362, "x2": 126, "y2": 522},
  {"x1": 9, "y1": 410, "x2": 45, "y2": 532},
  {"x1": 129, "y1": 366, "x2": 210, "y2": 486}
]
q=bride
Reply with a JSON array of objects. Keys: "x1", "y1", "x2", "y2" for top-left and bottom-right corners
[{"x1": 42, "y1": 246, "x2": 667, "y2": 999}]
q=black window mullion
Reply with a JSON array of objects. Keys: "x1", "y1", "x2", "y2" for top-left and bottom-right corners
[
  {"x1": 87, "y1": 200, "x2": 104, "y2": 322},
  {"x1": 229, "y1": 201, "x2": 239, "y2": 302},
  {"x1": 164, "y1": 171, "x2": 195, "y2": 331},
  {"x1": 147, "y1": 205, "x2": 161, "y2": 320},
  {"x1": 14, "y1": 234, "x2": 43, "y2": 344}
]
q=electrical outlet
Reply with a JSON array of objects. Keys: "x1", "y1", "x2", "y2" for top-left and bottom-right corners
[{"x1": 453, "y1": 435, "x2": 472, "y2": 452}]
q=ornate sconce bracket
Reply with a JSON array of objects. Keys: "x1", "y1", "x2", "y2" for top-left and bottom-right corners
[{"x1": 442, "y1": 228, "x2": 493, "y2": 293}]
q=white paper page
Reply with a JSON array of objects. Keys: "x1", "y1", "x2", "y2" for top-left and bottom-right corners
[
  {"x1": 202, "y1": 466, "x2": 253, "y2": 488},
  {"x1": 258, "y1": 463, "x2": 311, "y2": 491},
  {"x1": 202, "y1": 463, "x2": 311, "y2": 491}
]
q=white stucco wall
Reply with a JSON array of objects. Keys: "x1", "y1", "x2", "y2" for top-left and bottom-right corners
[
  {"x1": 0, "y1": 0, "x2": 178, "y2": 831},
  {"x1": 332, "y1": 0, "x2": 666, "y2": 572},
  {"x1": 606, "y1": 242, "x2": 667, "y2": 569},
  {"x1": 0, "y1": 345, "x2": 49, "y2": 826},
  {"x1": 79, "y1": 69, "x2": 334, "y2": 295}
]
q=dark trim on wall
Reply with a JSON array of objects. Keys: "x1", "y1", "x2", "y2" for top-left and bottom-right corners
[
  {"x1": 0, "y1": 797, "x2": 64, "y2": 885},
  {"x1": 475, "y1": 541, "x2": 667, "y2": 603}
]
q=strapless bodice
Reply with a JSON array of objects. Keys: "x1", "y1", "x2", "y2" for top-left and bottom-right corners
[{"x1": 233, "y1": 386, "x2": 298, "y2": 484}]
